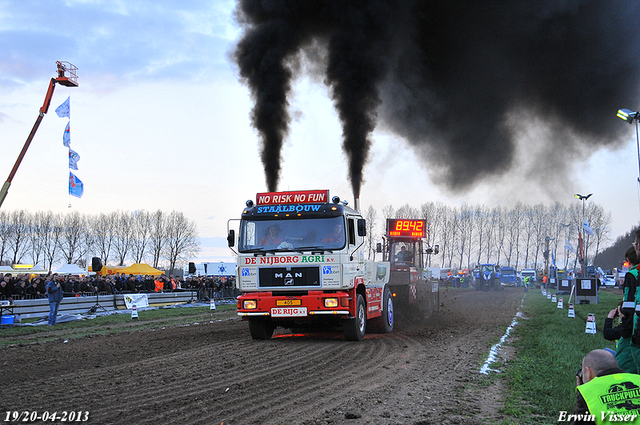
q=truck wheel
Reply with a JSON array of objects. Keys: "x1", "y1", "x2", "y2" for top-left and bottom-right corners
[
  {"x1": 343, "y1": 294, "x2": 366, "y2": 341},
  {"x1": 369, "y1": 286, "x2": 394, "y2": 333},
  {"x1": 248, "y1": 318, "x2": 274, "y2": 340}
]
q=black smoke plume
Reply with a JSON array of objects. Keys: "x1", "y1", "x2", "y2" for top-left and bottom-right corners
[{"x1": 234, "y1": 0, "x2": 640, "y2": 196}]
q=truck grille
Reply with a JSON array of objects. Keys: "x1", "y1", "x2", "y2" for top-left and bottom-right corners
[{"x1": 258, "y1": 267, "x2": 320, "y2": 288}]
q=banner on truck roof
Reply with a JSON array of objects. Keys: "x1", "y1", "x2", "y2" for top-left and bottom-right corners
[{"x1": 256, "y1": 190, "x2": 329, "y2": 206}]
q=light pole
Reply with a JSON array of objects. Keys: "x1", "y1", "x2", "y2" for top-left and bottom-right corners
[
  {"x1": 617, "y1": 108, "x2": 640, "y2": 182},
  {"x1": 574, "y1": 193, "x2": 592, "y2": 275},
  {"x1": 617, "y1": 108, "x2": 640, "y2": 213}
]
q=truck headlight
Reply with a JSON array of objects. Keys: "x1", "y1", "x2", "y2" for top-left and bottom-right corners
[
  {"x1": 243, "y1": 300, "x2": 257, "y2": 310},
  {"x1": 324, "y1": 298, "x2": 338, "y2": 308}
]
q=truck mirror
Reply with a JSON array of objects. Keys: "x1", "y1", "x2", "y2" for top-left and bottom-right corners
[
  {"x1": 227, "y1": 230, "x2": 235, "y2": 247},
  {"x1": 376, "y1": 242, "x2": 382, "y2": 253},
  {"x1": 357, "y1": 219, "x2": 366, "y2": 236}
]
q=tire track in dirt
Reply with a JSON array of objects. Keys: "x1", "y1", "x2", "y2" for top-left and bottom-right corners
[{"x1": 0, "y1": 288, "x2": 524, "y2": 425}]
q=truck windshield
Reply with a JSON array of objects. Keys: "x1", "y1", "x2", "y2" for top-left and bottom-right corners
[{"x1": 238, "y1": 216, "x2": 346, "y2": 253}]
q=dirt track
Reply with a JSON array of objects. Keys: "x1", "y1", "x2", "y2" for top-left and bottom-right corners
[{"x1": 1, "y1": 287, "x2": 524, "y2": 425}]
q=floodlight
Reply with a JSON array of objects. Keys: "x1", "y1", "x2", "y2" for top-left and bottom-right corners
[{"x1": 617, "y1": 108, "x2": 639, "y2": 124}]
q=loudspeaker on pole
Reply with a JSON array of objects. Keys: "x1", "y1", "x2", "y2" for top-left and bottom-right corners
[{"x1": 92, "y1": 257, "x2": 103, "y2": 272}]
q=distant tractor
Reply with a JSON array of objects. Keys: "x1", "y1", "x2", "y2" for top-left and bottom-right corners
[{"x1": 474, "y1": 264, "x2": 501, "y2": 291}]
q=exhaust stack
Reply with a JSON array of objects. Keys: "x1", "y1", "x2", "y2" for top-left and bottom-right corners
[{"x1": 354, "y1": 197, "x2": 360, "y2": 212}]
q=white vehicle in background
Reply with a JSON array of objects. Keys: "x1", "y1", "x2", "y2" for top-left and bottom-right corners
[{"x1": 521, "y1": 269, "x2": 537, "y2": 286}]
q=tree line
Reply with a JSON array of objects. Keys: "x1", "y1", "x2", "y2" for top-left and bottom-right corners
[
  {"x1": 364, "y1": 200, "x2": 612, "y2": 272},
  {"x1": 0, "y1": 210, "x2": 200, "y2": 274}
]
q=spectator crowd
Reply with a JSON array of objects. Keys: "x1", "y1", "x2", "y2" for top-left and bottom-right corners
[{"x1": 0, "y1": 272, "x2": 237, "y2": 303}]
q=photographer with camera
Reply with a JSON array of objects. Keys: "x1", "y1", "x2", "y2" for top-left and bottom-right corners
[
  {"x1": 602, "y1": 302, "x2": 640, "y2": 374},
  {"x1": 571, "y1": 349, "x2": 640, "y2": 424}
]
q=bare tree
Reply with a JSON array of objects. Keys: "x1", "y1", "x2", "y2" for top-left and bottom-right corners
[
  {"x1": 162, "y1": 211, "x2": 200, "y2": 274},
  {"x1": 474, "y1": 205, "x2": 489, "y2": 266},
  {"x1": 547, "y1": 202, "x2": 567, "y2": 267},
  {"x1": 382, "y1": 205, "x2": 395, "y2": 220},
  {"x1": 505, "y1": 203, "x2": 525, "y2": 269},
  {"x1": 149, "y1": 210, "x2": 166, "y2": 269},
  {"x1": 588, "y1": 204, "x2": 612, "y2": 265},
  {"x1": 7, "y1": 210, "x2": 31, "y2": 265},
  {"x1": 456, "y1": 207, "x2": 473, "y2": 269},
  {"x1": 0, "y1": 211, "x2": 10, "y2": 265},
  {"x1": 364, "y1": 205, "x2": 377, "y2": 260},
  {"x1": 113, "y1": 211, "x2": 134, "y2": 266},
  {"x1": 43, "y1": 213, "x2": 63, "y2": 271},
  {"x1": 59, "y1": 212, "x2": 85, "y2": 265},
  {"x1": 92, "y1": 212, "x2": 118, "y2": 265},
  {"x1": 29, "y1": 211, "x2": 51, "y2": 266},
  {"x1": 395, "y1": 204, "x2": 419, "y2": 219},
  {"x1": 529, "y1": 204, "x2": 547, "y2": 270},
  {"x1": 421, "y1": 202, "x2": 446, "y2": 266},
  {"x1": 131, "y1": 210, "x2": 152, "y2": 263}
]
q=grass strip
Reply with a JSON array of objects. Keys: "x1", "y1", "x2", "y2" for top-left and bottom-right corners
[{"x1": 499, "y1": 288, "x2": 619, "y2": 424}]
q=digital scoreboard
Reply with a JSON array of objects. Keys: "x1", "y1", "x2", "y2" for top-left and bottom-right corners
[{"x1": 386, "y1": 219, "x2": 426, "y2": 238}]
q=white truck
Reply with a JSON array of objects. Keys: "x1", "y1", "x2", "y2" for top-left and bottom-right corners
[{"x1": 228, "y1": 190, "x2": 396, "y2": 341}]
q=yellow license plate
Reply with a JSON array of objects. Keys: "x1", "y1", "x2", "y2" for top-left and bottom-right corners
[{"x1": 276, "y1": 299, "x2": 301, "y2": 306}]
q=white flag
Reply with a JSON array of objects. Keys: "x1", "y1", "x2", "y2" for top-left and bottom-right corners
[
  {"x1": 55, "y1": 96, "x2": 70, "y2": 118},
  {"x1": 583, "y1": 219, "x2": 594, "y2": 237}
]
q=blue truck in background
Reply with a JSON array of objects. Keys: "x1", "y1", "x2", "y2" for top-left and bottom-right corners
[{"x1": 500, "y1": 266, "x2": 517, "y2": 286}]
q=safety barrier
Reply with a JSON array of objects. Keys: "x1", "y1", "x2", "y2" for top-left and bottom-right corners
[{"x1": 2, "y1": 290, "x2": 206, "y2": 319}]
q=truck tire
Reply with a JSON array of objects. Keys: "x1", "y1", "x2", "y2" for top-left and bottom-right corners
[
  {"x1": 248, "y1": 318, "x2": 274, "y2": 340},
  {"x1": 343, "y1": 294, "x2": 366, "y2": 341},
  {"x1": 369, "y1": 286, "x2": 394, "y2": 333}
]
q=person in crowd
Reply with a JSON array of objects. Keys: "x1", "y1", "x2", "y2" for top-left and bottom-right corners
[
  {"x1": 571, "y1": 349, "x2": 640, "y2": 424},
  {"x1": 144, "y1": 275, "x2": 155, "y2": 292},
  {"x1": 113, "y1": 273, "x2": 125, "y2": 292},
  {"x1": 260, "y1": 225, "x2": 283, "y2": 246},
  {"x1": 602, "y1": 300, "x2": 640, "y2": 374},
  {"x1": 2, "y1": 274, "x2": 15, "y2": 298},
  {"x1": 26, "y1": 279, "x2": 40, "y2": 298},
  {"x1": 124, "y1": 274, "x2": 137, "y2": 293},
  {"x1": 61, "y1": 276, "x2": 74, "y2": 295},
  {"x1": 45, "y1": 274, "x2": 64, "y2": 326},
  {"x1": 0, "y1": 277, "x2": 13, "y2": 302},
  {"x1": 11, "y1": 279, "x2": 27, "y2": 299},
  {"x1": 35, "y1": 277, "x2": 47, "y2": 297},
  {"x1": 627, "y1": 230, "x2": 640, "y2": 351},
  {"x1": 154, "y1": 275, "x2": 164, "y2": 293},
  {"x1": 523, "y1": 275, "x2": 531, "y2": 292},
  {"x1": 619, "y1": 238, "x2": 640, "y2": 372}
]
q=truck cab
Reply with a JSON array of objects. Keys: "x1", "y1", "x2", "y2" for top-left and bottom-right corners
[{"x1": 230, "y1": 190, "x2": 392, "y2": 341}]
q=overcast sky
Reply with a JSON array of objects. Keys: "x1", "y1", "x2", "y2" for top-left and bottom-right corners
[{"x1": 1, "y1": 0, "x2": 639, "y2": 265}]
